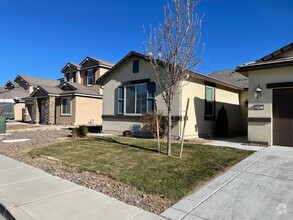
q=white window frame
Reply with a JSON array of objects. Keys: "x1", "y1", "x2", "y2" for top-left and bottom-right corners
[
  {"x1": 205, "y1": 85, "x2": 215, "y2": 118},
  {"x1": 124, "y1": 83, "x2": 147, "y2": 115},
  {"x1": 61, "y1": 97, "x2": 72, "y2": 116}
]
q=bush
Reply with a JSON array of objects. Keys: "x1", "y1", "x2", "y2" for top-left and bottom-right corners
[
  {"x1": 79, "y1": 125, "x2": 88, "y2": 138},
  {"x1": 216, "y1": 106, "x2": 229, "y2": 137},
  {"x1": 72, "y1": 125, "x2": 88, "y2": 138},
  {"x1": 141, "y1": 111, "x2": 177, "y2": 138},
  {"x1": 123, "y1": 130, "x2": 132, "y2": 137}
]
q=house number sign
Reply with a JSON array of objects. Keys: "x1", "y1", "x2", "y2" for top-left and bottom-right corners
[{"x1": 254, "y1": 105, "x2": 264, "y2": 110}]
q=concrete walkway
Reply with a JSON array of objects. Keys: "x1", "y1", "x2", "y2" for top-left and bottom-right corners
[
  {"x1": 0, "y1": 155, "x2": 164, "y2": 220},
  {"x1": 162, "y1": 145, "x2": 293, "y2": 220},
  {"x1": 203, "y1": 136, "x2": 265, "y2": 151}
]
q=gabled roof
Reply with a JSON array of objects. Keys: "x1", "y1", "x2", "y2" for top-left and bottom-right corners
[
  {"x1": 236, "y1": 42, "x2": 293, "y2": 72},
  {"x1": 208, "y1": 69, "x2": 248, "y2": 89},
  {"x1": 96, "y1": 51, "x2": 244, "y2": 91},
  {"x1": 0, "y1": 87, "x2": 30, "y2": 101},
  {"x1": 16, "y1": 75, "x2": 59, "y2": 87},
  {"x1": 79, "y1": 56, "x2": 114, "y2": 69},
  {"x1": 5, "y1": 81, "x2": 20, "y2": 89},
  {"x1": 61, "y1": 62, "x2": 81, "y2": 73},
  {"x1": 30, "y1": 81, "x2": 99, "y2": 97}
]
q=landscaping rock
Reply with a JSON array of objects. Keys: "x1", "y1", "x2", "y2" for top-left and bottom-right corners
[{"x1": 0, "y1": 129, "x2": 172, "y2": 214}]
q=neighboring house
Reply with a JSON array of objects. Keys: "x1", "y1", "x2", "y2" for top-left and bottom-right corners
[
  {"x1": 22, "y1": 56, "x2": 114, "y2": 125},
  {"x1": 0, "y1": 87, "x2": 6, "y2": 93},
  {"x1": 61, "y1": 56, "x2": 114, "y2": 95},
  {"x1": 236, "y1": 42, "x2": 293, "y2": 146},
  {"x1": 0, "y1": 86, "x2": 29, "y2": 120},
  {"x1": 97, "y1": 51, "x2": 247, "y2": 138},
  {"x1": 208, "y1": 69, "x2": 248, "y2": 134},
  {"x1": 24, "y1": 81, "x2": 103, "y2": 125}
]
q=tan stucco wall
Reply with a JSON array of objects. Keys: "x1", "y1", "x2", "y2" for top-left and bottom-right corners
[
  {"x1": 181, "y1": 78, "x2": 241, "y2": 138},
  {"x1": 102, "y1": 58, "x2": 180, "y2": 136},
  {"x1": 247, "y1": 66, "x2": 293, "y2": 145},
  {"x1": 55, "y1": 96, "x2": 76, "y2": 125},
  {"x1": 14, "y1": 103, "x2": 25, "y2": 121},
  {"x1": 75, "y1": 96, "x2": 102, "y2": 125}
]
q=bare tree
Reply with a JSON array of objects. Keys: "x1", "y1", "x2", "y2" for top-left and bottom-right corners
[{"x1": 144, "y1": 0, "x2": 204, "y2": 156}]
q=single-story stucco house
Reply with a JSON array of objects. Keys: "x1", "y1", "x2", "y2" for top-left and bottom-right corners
[
  {"x1": 236, "y1": 42, "x2": 293, "y2": 146},
  {"x1": 97, "y1": 51, "x2": 248, "y2": 138}
]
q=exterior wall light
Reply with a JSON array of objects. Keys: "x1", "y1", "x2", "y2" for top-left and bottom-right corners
[{"x1": 254, "y1": 83, "x2": 262, "y2": 99}]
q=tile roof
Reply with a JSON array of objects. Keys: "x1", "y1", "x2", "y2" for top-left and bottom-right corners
[
  {"x1": 0, "y1": 87, "x2": 6, "y2": 93},
  {"x1": 97, "y1": 51, "x2": 244, "y2": 90},
  {"x1": 236, "y1": 42, "x2": 293, "y2": 71},
  {"x1": 18, "y1": 75, "x2": 59, "y2": 87},
  {"x1": 0, "y1": 87, "x2": 30, "y2": 101},
  {"x1": 208, "y1": 69, "x2": 248, "y2": 89},
  {"x1": 32, "y1": 81, "x2": 99, "y2": 97}
]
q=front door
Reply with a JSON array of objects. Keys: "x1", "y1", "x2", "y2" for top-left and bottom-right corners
[
  {"x1": 40, "y1": 103, "x2": 46, "y2": 124},
  {"x1": 273, "y1": 88, "x2": 293, "y2": 146}
]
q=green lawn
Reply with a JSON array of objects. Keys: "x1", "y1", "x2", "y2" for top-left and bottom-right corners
[{"x1": 29, "y1": 137, "x2": 253, "y2": 200}]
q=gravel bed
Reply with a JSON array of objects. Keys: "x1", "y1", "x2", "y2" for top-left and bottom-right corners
[{"x1": 0, "y1": 129, "x2": 172, "y2": 214}]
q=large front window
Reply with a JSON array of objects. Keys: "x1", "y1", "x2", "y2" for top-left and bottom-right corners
[
  {"x1": 61, "y1": 97, "x2": 71, "y2": 115},
  {"x1": 117, "y1": 82, "x2": 155, "y2": 115}
]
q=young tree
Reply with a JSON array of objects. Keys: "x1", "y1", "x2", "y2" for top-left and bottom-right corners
[{"x1": 144, "y1": 0, "x2": 203, "y2": 155}]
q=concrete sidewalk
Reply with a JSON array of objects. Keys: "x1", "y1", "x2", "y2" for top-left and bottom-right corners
[
  {"x1": 0, "y1": 155, "x2": 164, "y2": 220},
  {"x1": 161, "y1": 146, "x2": 293, "y2": 220}
]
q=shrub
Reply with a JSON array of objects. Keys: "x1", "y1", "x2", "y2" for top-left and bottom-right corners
[
  {"x1": 216, "y1": 106, "x2": 229, "y2": 137},
  {"x1": 72, "y1": 125, "x2": 88, "y2": 138},
  {"x1": 123, "y1": 130, "x2": 132, "y2": 137},
  {"x1": 141, "y1": 111, "x2": 177, "y2": 138},
  {"x1": 79, "y1": 125, "x2": 88, "y2": 138}
]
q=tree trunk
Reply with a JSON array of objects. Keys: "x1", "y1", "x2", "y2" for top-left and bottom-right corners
[{"x1": 167, "y1": 108, "x2": 172, "y2": 156}]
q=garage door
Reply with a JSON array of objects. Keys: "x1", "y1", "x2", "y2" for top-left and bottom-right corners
[{"x1": 273, "y1": 88, "x2": 293, "y2": 146}]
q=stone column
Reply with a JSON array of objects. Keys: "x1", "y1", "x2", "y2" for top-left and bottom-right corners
[
  {"x1": 45, "y1": 97, "x2": 55, "y2": 125},
  {"x1": 31, "y1": 98, "x2": 39, "y2": 124}
]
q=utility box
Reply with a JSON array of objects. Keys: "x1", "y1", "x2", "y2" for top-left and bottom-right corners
[
  {"x1": 0, "y1": 99, "x2": 14, "y2": 120},
  {"x1": 0, "y1": 116, "x2": 6, "y2": 134}
]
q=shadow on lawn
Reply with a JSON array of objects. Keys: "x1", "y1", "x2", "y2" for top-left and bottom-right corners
[{"x1": 93, "y1": 137, "x2": 161, "y2": 154}]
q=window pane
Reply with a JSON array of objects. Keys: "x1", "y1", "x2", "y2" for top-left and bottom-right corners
[
  {"x1": 87, "y1": 70, "x2": 93, "y2": 85},
  {"x1": 118, "y1": 87, "x2": 124, "y2": 99},
  {"x1": 62, "y1": 98, "x2": 70, "y2": 114},
  {"x1": 118, "y1": 100, "x2": 124, "y2": 114},
  {"x1": 206, "y1": 87, "x2": 214, "y2": 101},
  {"x1": 126, "y1": 86, "x2": 135, "y2": 113},
  {"x1": 136, "y1": 84, "x2": 147, "y2": 113}
]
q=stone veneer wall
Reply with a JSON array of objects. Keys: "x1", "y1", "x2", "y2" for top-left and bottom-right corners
[
  {"x1": 45, "y1": 97, "x2": 55, "y2": 124},
  {"x1": 31, "y1": 98, "x2": 39, "y2": 124}
]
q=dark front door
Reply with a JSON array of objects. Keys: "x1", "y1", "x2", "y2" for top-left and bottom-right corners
[{"x1": 273, "y1": 88, "x2": 293, "y2": 146}]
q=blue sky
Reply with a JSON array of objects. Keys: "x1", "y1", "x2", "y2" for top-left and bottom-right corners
[{"x1": 0, "y1": 0, "x2": 292, "y2": 86}]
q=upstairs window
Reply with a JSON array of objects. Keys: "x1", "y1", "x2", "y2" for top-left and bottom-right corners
[
  {"x1": 87, "y1": 70, "x2": 94, "y2": 85},
  {"x1": 72, "y1": 72, "x2": 76, "y2": 83},
  {"x1": 133, "y1": 60, "x2": 139, "y2": 73},
  {"x1": 65, "y1": 73, "x2": 70, "y2": 82},
  {"x1": 205, "y1": 85, "x2": 215, "y2": 120},
  {"x1": 117, "y1": 82, "x2": 155, "y2": 115}
]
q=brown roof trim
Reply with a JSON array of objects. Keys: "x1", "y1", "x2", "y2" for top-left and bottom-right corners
[
  {"x1": 257, "y1": 42, "x2": 293, "y2": 62},
  {"x1": 97, "y1": 51, "x2": 243, "y2": 91},
  {"x1": 236, "y1": 58, "x2": 293, "y2": 72},
  {"x1": 61, "y1": 63, "x2": 81, "y2": 73}
]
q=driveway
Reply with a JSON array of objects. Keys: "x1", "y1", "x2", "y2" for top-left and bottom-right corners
[{"x1": 162, "y1": 146, "x2": 293, "y2": 220}]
